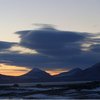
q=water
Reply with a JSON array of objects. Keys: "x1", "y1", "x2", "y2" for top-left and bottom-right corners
[
  {"x1": 0, "y1": 81, "x2": 100, "y2": 99},
  {"x1": 0, "y1": 81, "x2": 91, "y2": 86}
]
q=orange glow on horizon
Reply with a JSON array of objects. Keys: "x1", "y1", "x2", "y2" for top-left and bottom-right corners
[
  {"x1": 0, "y1": 64, "x2": 69, "y2": 76},
  {"x1": 0, "y1": 64, "x2": 31, "y2": 76},
  {"x1": 46, "y1": 69, "x2": 69, "y2": 75}
]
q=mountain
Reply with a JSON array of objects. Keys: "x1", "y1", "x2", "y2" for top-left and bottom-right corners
[
  {"x1": 0, "y1": 63, "x2": 100, "y2": 83},
  {"x1": 80, "y1": 63, "x2": 100, "y2": 81},
  {"x1": 53, "y1": 68, "x2": 83, "y2": 81},
  {"x1": 56, "y1": 62, "x2": 100, "y2": 81},
  {"x1": 22, "y1": 68, "x2": 51, "y2": 78},
  {"x1": 0, "y1": 74, "x2": 18, "y2": 83},
  {"x1": 20, "y1": 68, "x2": 52, "y2": 82},
  {"x1": 55, "y1": 68, "x2": 82, "y2": 77},
  {"x1": 0, "y1": 68, "x2": 52, "y2": 83}
]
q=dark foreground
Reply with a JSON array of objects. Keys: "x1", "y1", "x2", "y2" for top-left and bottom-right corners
[{"x1": 0, "y1": 81, "x2": 100, "y2": 99}]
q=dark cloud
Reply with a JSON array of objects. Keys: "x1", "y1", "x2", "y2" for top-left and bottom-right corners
[
  {"x1": 91, "y1": 44, "x2": 100, "y2": 52},
  {"x1": 0, "y1": 26, "x2": 100, "y2": 70},
  {"x1": 0, "y1": 53, "x2": 56, "y2": 69},
  {"x1": 67, "y1": 52, "x2": 100, "y2": 69},
  {"x1": 0, "y1": 41, "x2": 15, "y2": 50},
  {"x1": 16, "y1": 27, "x2": 86, "y2": 56},
  {"x1": 0, "y1": 51, "x2": 99, "y2": 70}
]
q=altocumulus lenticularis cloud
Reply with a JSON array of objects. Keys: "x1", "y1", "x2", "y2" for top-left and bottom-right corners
[{"x1": 0, "y1": 25, "x2": 100, "y2": 70}]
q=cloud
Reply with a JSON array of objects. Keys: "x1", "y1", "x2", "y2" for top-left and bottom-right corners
[
  {"x1": 91, "y1": 44, "x2": 100, "y2": 52},
  {"x1": 16, "y1": 26, "x2": 86, "y2": 57},
  {"x1": 67, "y1": 52, "x2": 100, "y2": 68},
  {"x1": 12, "y1": 69, "x2": 29, "y2": 71},
  {"x1": 0, "y1": 53, "x2": 55, "y2": 69},
  {"x1": 0, "y1": 25, "x2": 100, "y2": 70},
  {"x1": 0, "y1": 41, "x2": 15, "y2": 50}
]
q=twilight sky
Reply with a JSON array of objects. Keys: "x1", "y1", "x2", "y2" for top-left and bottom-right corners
[
  {"x1": 0, "y1": 0, "x2": 100, "y2": 76},
  {"x1": 0, "y1": 0, "x2": 100, "y2": 42}
]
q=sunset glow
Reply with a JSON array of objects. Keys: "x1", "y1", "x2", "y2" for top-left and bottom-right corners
[
  {"x1": 46, "y1": 69, "x2": 69, "y2": 75},
  {"x1": 0, "y1": 64, "x2": 31, "y2": 76},
  {"x1": 0, "y1": 64, "x2": 69, "y2": 76},
  {"x1": 9, "y1": 45, "x2": 38, "y2": 54}
]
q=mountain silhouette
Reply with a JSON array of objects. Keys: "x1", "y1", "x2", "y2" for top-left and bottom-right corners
[
  {"x1": 22, "y1": 68, "x2": 51, "y2": 78},
  {"x1": 55, "y1": 68, "x2": 82, "y2": 77},
  {"x1": 0, "y1": 68, "x2": 52, "y2": 83},
  {"x1": 20, "y1": 68, "x2": 52, "y2": 82},
  {"x1": 54, "y1": 63, "x2": 100, "y2": 81},
  {"x1": 80, "y1": 63, "x2": 100, "y2": 81},
  {"x1": 0, "y1": 62, "x2": 100, "y2": 83},
  {"x1": 53, "y1": 68, "x2": 83, "y2": 81},
  {"x1": 0, "y1": 74, "x2": 18, "y2": 83}
]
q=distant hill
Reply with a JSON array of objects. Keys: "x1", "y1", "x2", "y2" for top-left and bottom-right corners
[
  {"x1": 54, "y1": 62, "x2": 100, "y2": 81},
  {"x1": 20, "y1": 68, "x2": 52, "y2": 82},
  {"x1": 55, "y1": 68, "x2": 82, "y2": 77},
  {"x1": 0, "y1": 62, "x2": 100, "y2": 83},
  {"x1": 0, "y1": 74, "x2": 18, "y2": 83},
  {"x1": 53, "y1": 68, "x2": 83, "y2": 81},
  {"x1": 22, "y1": 68, "x2": 51, "y2": 78},
  {"x1": 80, "y1": 62, "x2": 100, "y2": 81},
  {"x1": 0, "y1": 68, "x2": 53, "y2": 83}
]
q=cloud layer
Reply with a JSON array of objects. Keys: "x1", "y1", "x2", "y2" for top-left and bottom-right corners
[
  {"x1": 0, "y1": 26, "x2": 100, "y2": 70},
  {"x1": 16, "y1": 27, "x2": 85, "y2": 57},
  {"x1": 0, "y1": 41, "x2": 15, "y2": 50}
]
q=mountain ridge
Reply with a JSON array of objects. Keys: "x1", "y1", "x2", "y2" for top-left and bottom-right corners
[{"x1": 0, "y1": 62, "x2": 100, "y2": 83}]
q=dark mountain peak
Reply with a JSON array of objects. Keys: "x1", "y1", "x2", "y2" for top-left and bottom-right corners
[
  {"x1": 22, "y1": 68, "x2": 52, "y2": 79},
  {"x1": 28, "y1": 68, "x2": 50, "y2": 75},
  {"x1": 31, "y1": 68, "x2": 43, "y2": 72}
]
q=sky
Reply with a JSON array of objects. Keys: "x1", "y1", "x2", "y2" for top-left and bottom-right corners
[
  {"x1": 0, "y1": 0, "x2": 100, "y2": 76},
  {"x1": 0, "y1": 0, "x2": 100, "y2": 42}
]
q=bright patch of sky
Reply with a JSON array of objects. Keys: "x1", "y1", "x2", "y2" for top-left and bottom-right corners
[{"x1": 0, "y1": 0, "x2": 100, "y2": 42}]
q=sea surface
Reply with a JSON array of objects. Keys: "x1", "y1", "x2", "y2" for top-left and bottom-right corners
[{"x1": 0, "y1": 81, "x2": 100, "y2": 99}]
